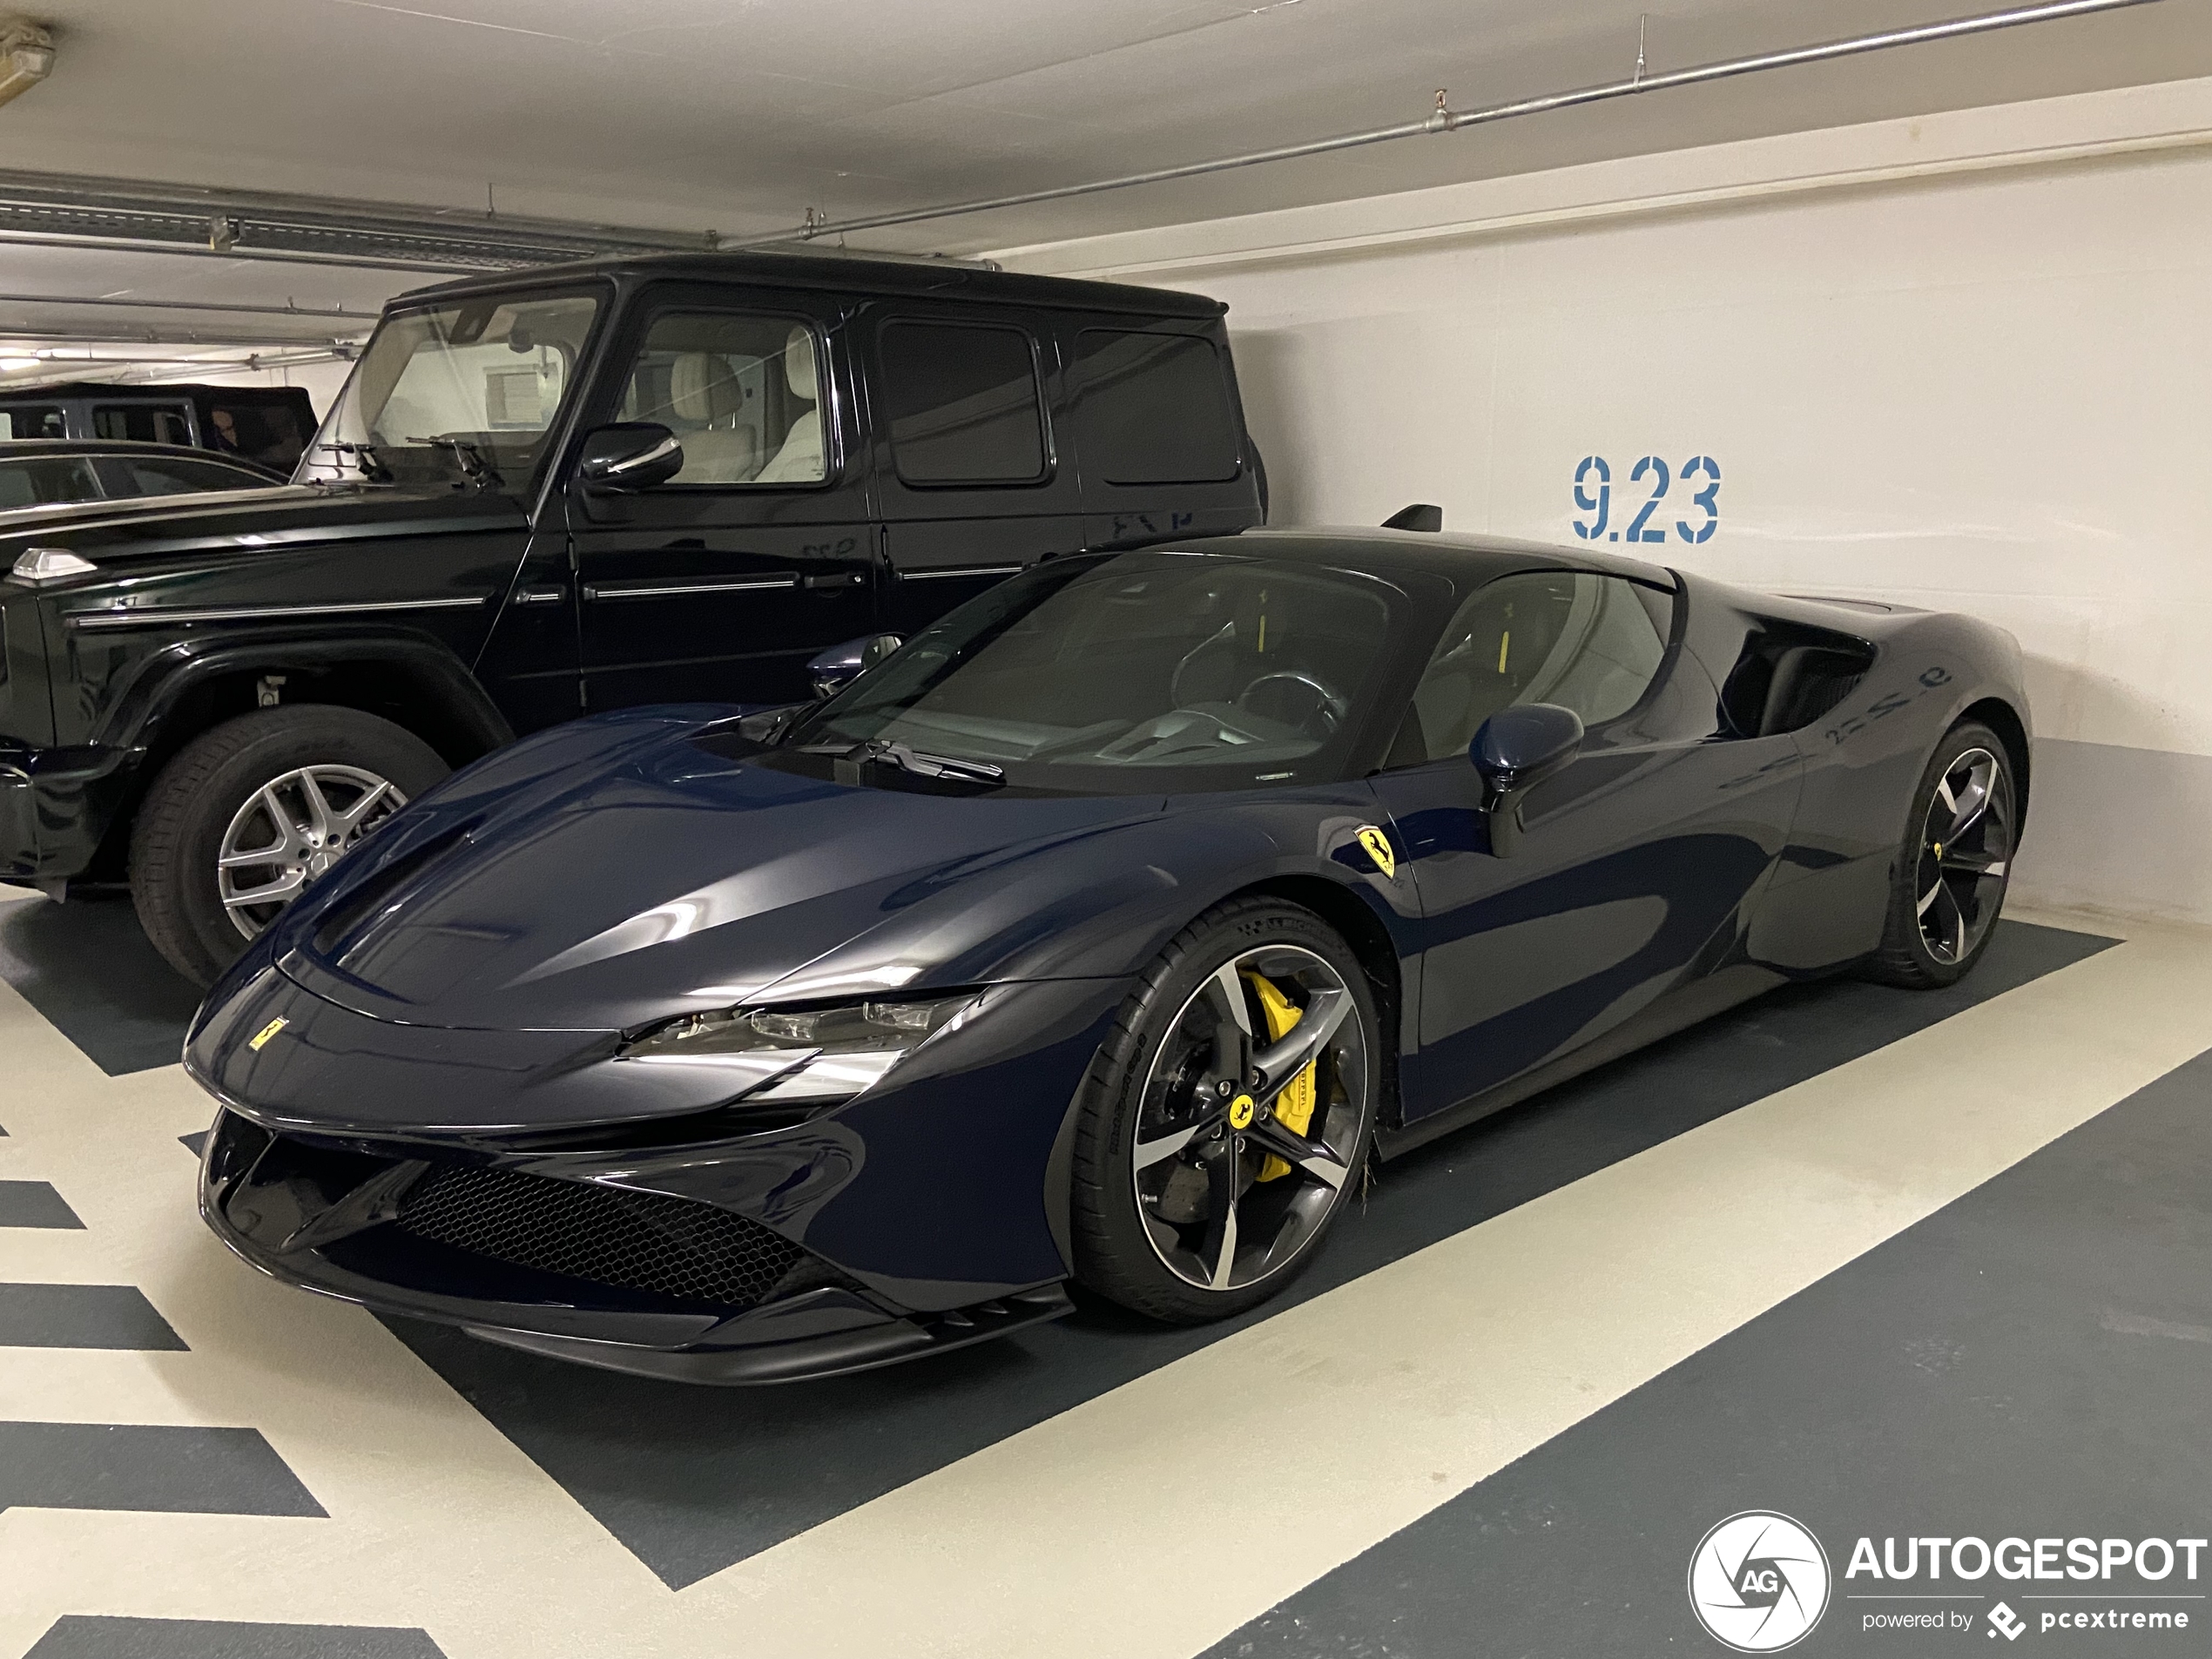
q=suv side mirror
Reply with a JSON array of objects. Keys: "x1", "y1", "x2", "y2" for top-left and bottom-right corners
[
  {"x1": 807, "y1": 632, "x2": 903, "y2": 699},
  {"x1": 1471, "y1": 703, "x2": 1582, "y2": 857},
  {"x1": 577, "y1": 422, "x2": 684, "y2": 490}
]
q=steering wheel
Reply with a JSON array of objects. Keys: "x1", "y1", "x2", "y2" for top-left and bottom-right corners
[{"x1": 1236, "y1": 670, "x2": 1350, "y2": 738}]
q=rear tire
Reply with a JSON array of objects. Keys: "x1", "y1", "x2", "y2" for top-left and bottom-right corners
[
  {"x1": 130, "y1": 706, "x2": 448, "y2": 988},
  {"x1": 1070, "y1": 896, "x2": 1377, "y2": 1324},
  {"x1": 1862, "y1": 719, "x2": 2017, "y2": 989}
]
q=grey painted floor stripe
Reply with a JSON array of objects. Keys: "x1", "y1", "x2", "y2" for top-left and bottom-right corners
[
  {"x1": 0, "y1": 1422, "x2": 325, "y2": 1516},
  {"x1": 1204, "y1": 1041, "x2": 2212, "y2": 1659},
  {"x1": 0, "y1": 892, "x2": 201, "y2": 1076},
  {"x1": 386, "y1": 919, "x2": 2115, "y2": 1590},
  {"x1": 26, "y1": 1618, "x2": 444, "y2": 1659},
  {"x1": 0, "y1": 1284, "x2": 187, "y2": 1350},
  {"x1": 0, "y1": 1180, "x2": 84, "y2": 1230}
]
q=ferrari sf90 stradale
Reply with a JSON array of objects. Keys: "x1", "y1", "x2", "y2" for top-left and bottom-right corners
[{"x1": 189, "y1": 529, "x2": 2027, "y2": 1381}]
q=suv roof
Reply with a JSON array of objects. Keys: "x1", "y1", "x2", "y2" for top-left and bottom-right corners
[
  {"x1": 399, "y1": 246, "x2": 1225, "y2": 320},
  {"x1": 0, "y1": 439, "x2": 280, "y2": 469}
]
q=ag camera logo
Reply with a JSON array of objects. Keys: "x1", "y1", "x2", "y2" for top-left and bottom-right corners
[{"x1": 1689, "y1": 1512, "x2": 1832, "y2": 1652}]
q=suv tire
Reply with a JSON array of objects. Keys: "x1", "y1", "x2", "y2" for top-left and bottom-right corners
[{"x1": 131, "y1": 706, "x2": 448, "y2": 987}]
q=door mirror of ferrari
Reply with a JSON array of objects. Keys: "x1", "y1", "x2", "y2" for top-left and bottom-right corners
[
  {"x1": 808, "y1": 632, "x2": 905, "y2": 698},
  {"x1": 576, "y1": 422, "x2": 685, "y2": 490},
  {"x1": 1471, "y1": 703, "x2": 1583, "y2": 857}
]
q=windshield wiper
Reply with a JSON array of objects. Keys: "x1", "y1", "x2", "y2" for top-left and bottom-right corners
[
  {"x1": 405, "y1": 435, "x2": 503, "y2": 489},
  {"x1": 307, "y1": 439, "x2": 390, "y2": 483},
  {"x1": 805, "y1": 738, "x2": 1005, "y2": 786}
]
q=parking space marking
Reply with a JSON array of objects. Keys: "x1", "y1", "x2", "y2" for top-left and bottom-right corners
[
  {"x1": 0, "y1": 907, "x2": 2195, "y2": 1659},
  {"x1": 672, "y1": 917, "x2": 2212, "y2": 1659}
]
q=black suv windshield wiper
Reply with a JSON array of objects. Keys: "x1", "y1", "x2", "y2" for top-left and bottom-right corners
[
  {"x1": 405, "y1": 434, "x2": 503, "y2": 488},
  {"x1": 307, "y1": 439, "x2": 390, "y2": 483}
]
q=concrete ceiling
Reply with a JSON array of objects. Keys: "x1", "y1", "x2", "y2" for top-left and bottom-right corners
[{"x1": 0, "y1": 0, "x2": 2205, "y2": 370}]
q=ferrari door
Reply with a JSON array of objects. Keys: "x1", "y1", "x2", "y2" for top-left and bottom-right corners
[{"x1": 1368, "y1": 570, "x2": 1804, "y2": 1125}]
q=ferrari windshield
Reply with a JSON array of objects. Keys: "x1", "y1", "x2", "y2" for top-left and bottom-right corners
[
  {"x1": 299, "y1": 289, "x2": 601, "y2": 486},
  {"x1": 779, "y1": 550, "x2": 1406, "y2": 793}
]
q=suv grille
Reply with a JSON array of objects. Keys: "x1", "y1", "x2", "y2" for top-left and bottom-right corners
[{"x1": 395, "y1": 1164, "x2": 818, "y2": 1311}]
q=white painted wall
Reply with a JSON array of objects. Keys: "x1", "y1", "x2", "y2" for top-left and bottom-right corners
[{"x1": 995, "y1": 76, "x2": 2212, "y2": 927}]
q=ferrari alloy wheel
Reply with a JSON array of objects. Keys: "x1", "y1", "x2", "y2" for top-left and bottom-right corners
[
  {"x1": 1070, "y1": 897, "x2": 1378, "y2": 1322},
  {"x1": 1866, "y1": 720, "x2": 2016, "y2": 988},
  {"x1": 132, "y1": 706, "x2": 449, "y2": 988}
]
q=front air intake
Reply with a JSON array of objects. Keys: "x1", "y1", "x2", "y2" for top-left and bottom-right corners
[{"x1": 394, "y1": 1164, "x2": 827, "y2": 1312}]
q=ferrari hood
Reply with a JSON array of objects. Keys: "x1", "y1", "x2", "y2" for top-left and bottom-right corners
[{"x1": 269, "y1": 709, "x2": 1165, "y2": 1033}]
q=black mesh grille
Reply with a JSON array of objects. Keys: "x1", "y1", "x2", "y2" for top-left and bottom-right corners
[{"x1": 395, "y1": 1164, "x2": 812, "y2": 1311}]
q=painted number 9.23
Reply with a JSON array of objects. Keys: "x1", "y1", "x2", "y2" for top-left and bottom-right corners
[{"x1": 1571, "y1": 455, "x2": 1721, "y2": 545}]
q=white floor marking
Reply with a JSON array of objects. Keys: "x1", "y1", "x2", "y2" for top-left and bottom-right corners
[{"x1": 0, "y1": 904, "x2": 2201, "y2": 1659}]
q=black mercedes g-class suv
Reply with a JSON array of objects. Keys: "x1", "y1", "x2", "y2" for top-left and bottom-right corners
[{"x1": 0, "y1": 250, "x2": 1266, "y2": 985}]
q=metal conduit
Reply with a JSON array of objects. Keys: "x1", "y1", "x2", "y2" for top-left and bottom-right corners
[
  {"x1": 780, "y1": 0, "x2": 2163, "y2": 244},
  {"x1": 0, "y1": 292, "x2": 376, "y2": 322}
]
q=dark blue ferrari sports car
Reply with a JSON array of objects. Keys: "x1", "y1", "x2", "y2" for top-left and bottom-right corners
[{"x1": 188, "y1": 528, "x2": 2027, "y2": 1382}]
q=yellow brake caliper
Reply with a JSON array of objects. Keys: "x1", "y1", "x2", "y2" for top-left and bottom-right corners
[{"x1": 1245, "y1": 972, "x2": 1317, "y2": 1181}]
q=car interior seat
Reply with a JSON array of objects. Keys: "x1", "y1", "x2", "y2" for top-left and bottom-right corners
[
  {"x1": 666, "y1": 353, "x2": 759, "y2": 483},
  {"x1": 753, "y1": 326, "x2": 823, "y2": 484}
]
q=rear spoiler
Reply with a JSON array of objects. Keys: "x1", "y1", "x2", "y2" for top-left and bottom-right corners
[{"x1": 1382, "y1": 503, "x2": 1441, "y2": 532}]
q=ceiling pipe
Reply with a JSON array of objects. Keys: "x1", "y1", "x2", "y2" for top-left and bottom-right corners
[
  {"x1": 778, "y1": 0, "x2": 2164, "y2": 245},
  {"x1": 0, "y1": 291, "x2": 376, "y2": 322}
]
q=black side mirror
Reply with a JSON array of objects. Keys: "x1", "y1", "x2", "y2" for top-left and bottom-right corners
[
  {"x1": 577, "y1": 422, "x2": 683, "y2": 490},
  {"x1": 807, "y1": 632, "x2": 904, "y2": 699},
  {"x1": 1470, "y1": 703, "x2": 1582, "y2": 857}
]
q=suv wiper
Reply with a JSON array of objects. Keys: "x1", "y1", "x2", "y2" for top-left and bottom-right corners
[
  {"x1": 307, "y1": 439, "x2": 390, "y2": 483},
  {"x1": 406, "y1": 435, "x2": 503, "y2": 489}
]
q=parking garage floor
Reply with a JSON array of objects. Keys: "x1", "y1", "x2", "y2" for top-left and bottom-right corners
[{"x1": 1, "y1": 884, "x2": 2209, "y2": 1658}]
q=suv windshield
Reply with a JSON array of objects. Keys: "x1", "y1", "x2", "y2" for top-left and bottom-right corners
[
  {"x1": 774, "y1": 550, "x2": 1406, "y2": 795},
  {"x1": 300, "y1": 289, "x2": 600, "y2": 486}
]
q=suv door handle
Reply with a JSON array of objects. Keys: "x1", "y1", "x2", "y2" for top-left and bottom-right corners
[
  {"x1": 803, "y1": 571, "x2": 864, "y2": 590},
  {"x1": 512, "y1": 585, "x2": 566, "y2": 606}
]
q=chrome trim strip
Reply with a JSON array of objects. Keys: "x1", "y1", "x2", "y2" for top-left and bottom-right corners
[
  {"x1": 582, "y1": 576, "x2": 799, "y2": 601},
  {"x1": 895, "y1": 564, "x2": 1024, "y2": 582},
  {"x1": 65, "y1": 595, "x2": 489, "y2": 631}
]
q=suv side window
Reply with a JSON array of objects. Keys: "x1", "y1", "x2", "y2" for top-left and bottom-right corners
[
  {"x1": 880, "y1": 320, "x2": 1046, "y2": 486},
  {"x1": 0, "y1": 404, "x2": 64, "y2": 440},
  {"x1": 1071, "y1": 329, "x2": 1240, "y2": 483},
  {"x1": 616, "y1": 311, "x2": 826, "y2": 486},
  {"x1": 93, "y1": 403, "x2": 193, "y2": 446},
  {"x1": 1392, "y1": 572, "x2": 1669, "y2": 764}
]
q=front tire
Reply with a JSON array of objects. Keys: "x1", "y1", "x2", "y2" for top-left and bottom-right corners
[
  {"x1": 130, "y1": 706, "x2": 448, "y2": 987},
  {"x1": 1863, "y1": 719, "x2": 2017, "y2": 988},
  {"x1": 1070, "y1": 897, "x2": 1378, "y2": 1324}
]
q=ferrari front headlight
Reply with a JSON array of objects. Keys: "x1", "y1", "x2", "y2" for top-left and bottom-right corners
[{"x1": 619, "y1": 992, "x2": 979, "y2": 1104}]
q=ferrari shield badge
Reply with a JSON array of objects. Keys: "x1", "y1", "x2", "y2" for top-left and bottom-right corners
[{"x1": 1354, "y1": 825, "x2": 1396, "y2": 880}]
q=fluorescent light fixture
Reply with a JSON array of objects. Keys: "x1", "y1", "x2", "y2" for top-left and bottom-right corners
[
  {"x1": 0, "y1": 355, "x2": 38, "y2": 371},
  {"x1": 0, "y1": 16, "x2": 53, "y2": 109}
]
